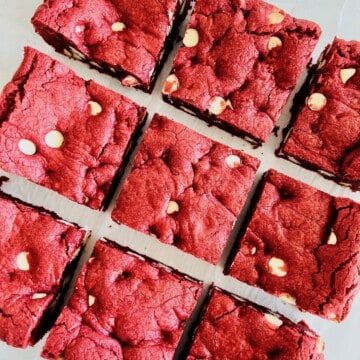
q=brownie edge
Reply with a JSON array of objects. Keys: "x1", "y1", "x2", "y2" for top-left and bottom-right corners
[
  {"x1": 0, "y1": 193, "x2": 88, "y2": 348},
  {"x1": 31, "y1": 0, "x2": 192, "y2": 92},
  {"x1": 187, "y1": 289, "x2": 324, "y2": 360},
  {"x1": 41, "y1": 238, "x2": 202, "y2": 359},
  {"x1": 227, "y1": 169, "x2": 360, "y2": 322},
  {"x1": 279, "y1": 38, "x2": 360, "y2": 190}
]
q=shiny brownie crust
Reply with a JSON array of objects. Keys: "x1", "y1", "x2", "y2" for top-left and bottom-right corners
[
  {"x1": 111, "y1": 113, "x2": 260, "y2": 264},
  {"x1": 0, "y1": 47, "x2": 146, "y2": 209},
  {"x1": 227, "y1": 169, "x2": 360, "y2": 321},
  {"x1": 42, "y1": 239, "x2": 202, "y2": 359}
]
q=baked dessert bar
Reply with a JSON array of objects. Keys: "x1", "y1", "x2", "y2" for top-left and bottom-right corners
[
  {"x1": 0, "y1": 47, "x2": 146, "y2": 209},
  {"x1": 32, "y1": 0, "x2": 191, "y2": 92},
  {"x1": 111, "y1": 113, "x2": 260, "y2": 264},
  {"x1": 42, "y1": 238, "x2": 202, "y2": 359},
  {"x1": 162, "y1": 0, "x2": 321, "y2": 144},
  {"x1": 0, "y1": 193, "x2": 87, "y2": 348},
  {"x1": 227, "y1": 169, "x2": 360, "y2": 322},
  {"x1": 280, "y1": 38, "x2": 360, "y2": 190},
  {"x1": 187, "y1": 289, "x2": 324, "y2": 359}
]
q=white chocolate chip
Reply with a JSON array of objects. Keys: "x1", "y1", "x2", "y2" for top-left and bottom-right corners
[
  {"x1": 167, "y1": 201, "x2": 179, "y2": 215},
  {"x1": 208, "y1": 96, "x2": 227, "y2": 115},
  {"x1": 225, "y1": 99, "x2": 233, "y2": 110},
  {"x1": 268, "y1": 36, "x2": 283, "y2": 50},
  {"x1": 225, "y1": 155, "x2": 242, "y2": 168},
  {"x1": 88, "y1": 257, "x2": 95, "y2": 264},
  {"x1": 32, "y1": 293, "x2": 47, "y2": 299},
  {"x1": 45, "y1": 130, "x2": 64, "y2": 149},
  {"x1": 109, "y1": 317, "x2": 115, "y2": 327},
  {"x1": 75, "y1": 25, "x2": 84, "y2": 34},
  {"x1": 16, "y1": 252, "x2": 30, "y2": 271},
  {"x1": 316, "y1": 339, "x2": 325, "y2": 354},
  {"x1": 121, "y1": 75, "x2": 140, "y2": 87},
  {"x1": 112, "y1": 22, "x2": 126, "y2": 32},
  {"x1": 88, "y1": 101, "x2": 103, "y2": 116},
  {"x1": 89, "y1": 61, "x2": 102, "y2": 69},
  {"x1": 88, "y1": 295, "x2": 95, "y2": 306},
  {"x1": 183, "y1": 28, "x2": 199, "y2": 47},
  {"x1": 71, "y1": 247, "x2": 82, "y2": 262},
  {"x1": 264, "y1": 313, "x2": 283, "y2": 328},
  {"x1": 340, "y1": 68, "x2": 356, "y2": 84},
  {"x1": 250, "y1": 247, "x2": 257, "y2": 255},
  {"x1": 279, "y1": 293, "x2": 296, "y2": 305},
  {"x1": 162, "y1": 74, "x2": 179, "y2": 95},
  {"x1": 268, "y1": 10, "x2": 285, "y2": 25},
  {"x1": 328, "y1": 312, "x2": 338, "y2": 322},
  {"x1": 268, "y1": 257, "x2": 288, "y2": 277},
  {"x1": 168, "y1": 10, "x2": 174, "y2": 20},
  {"x1": 317, "y1": 59, "x2": 326, "y2": 70},
  {"x1": 69, "y1": 46, "x2": 86, "y2": 61},
  {"x1": 306, "y1": 93, "x2": 327, "y2": 111},
  {"x1": 18, "y1": 139, "x2": 37, "y2": 155},
  {"x1": 179, "y1": 105, "x2": 197, "y2": 116},
  {"x1": 327, "y1": 232, "x2": 337, "y2": 245},
  {"x1": 63, "y1": 49, "x2": 72, "y2": 58}
]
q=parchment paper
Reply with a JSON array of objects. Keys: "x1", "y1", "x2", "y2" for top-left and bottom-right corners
[{"x1": 0, "y1": 1, "x2": 359, "y2": 359}]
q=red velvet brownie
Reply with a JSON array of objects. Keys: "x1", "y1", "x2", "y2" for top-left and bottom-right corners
[
  {"x1": 0, "y1": 47, "x2": 146, "y2": 210},
  {"x1": 42, "y1": 238, "x2": 202, "y2": 360},
  {"x1": 111, "y1": 114, "x2": 260, "y2": 264},
  {"x1": 187, "y1": 289, "x2": 324, "y2": 359},
  {"x1": 227, "y1": 169, "x2": 360, "y2": 322},
  {"x1": 280, "y1": 38, "x2": 360, "y2": 190},
  {"x1": 162, "y1": 0, "x2": 321, "y2": 144},
  {"x1": 0, "y1": 193, "x2": 87, "y2": 348},
  {"x1": 32, "y1": 0, "x2": 190, "y2": 92}
]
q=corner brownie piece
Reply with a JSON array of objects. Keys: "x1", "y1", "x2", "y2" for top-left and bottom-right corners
[
  {"x1": 0, "y1": 193, "x2": 87, "y2": 348},
  {"x1": 0, "y1": 47, "x2": 146, "y2": 210},
  {"x1": 162, "y1": 0, "x2": 321, "y2": 144},
  {"x1": 227, "y1": 169, "x2": 360, "y2": 322},
  {"x1": 111, "y1": 114, "x2": 260, "y2": 264},
  {"x1": 187, "y1": 289, "x2": 324, "y2": 359},
  {"x1": 32, "y1": 0, "x2": 190, "y2": 92},
  {"x1": 280, "y1": 38, "x2": 360, "y2": 190},
  {"x1": 42, "y1": 239, "x2": 202, "y2": 359}
]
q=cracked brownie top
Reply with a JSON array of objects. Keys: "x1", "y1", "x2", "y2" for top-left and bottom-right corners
[
  {"x1": 281, "y1": 38, "x2": 360, "y2": 189},
  {"x1": 187, "y1": 289, "x2": 324, "y2": 359},
  {"x1": 42, "y1": 239, "x2": 202, "y2": 360},
  {"x1": 227, "y1": 169, "x2": 360, "y2": 322},
  {"x1": 0, "y1": 47, "x2": 146, "y2": 210},
  {"x1": 111, "y1": 113, "x2": 260, "y2": 264},
  {"x1": 163, "y1": 0, "x2": 321, "y2": 143},
  {"x1": 0, "y1": 194, "x2": 86, "y2": 348},
  {"x1": 32, "y1": 0, "x2": 187, "y2": 91}
]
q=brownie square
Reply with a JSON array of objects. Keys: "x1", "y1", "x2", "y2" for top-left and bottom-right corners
[
  {"x1": 0, "y1": 47, "x2": 146, "y2": 210},
  {"x1": 32, "y1": 0, "x2": 190, "y2": 92},
  {"x1": 0, "y1": 193, "x2": 87, "y2": 348},
  {"x1": 227, "y1": 169, "x2": 360, "y2": 322},
  {"x1": 111, "y1": 114, "x2": 260, "y2": 264},
  {"x1": 42, "y1": 239, "x2": 202, "y2": 359},
  {"x1": 280, "y1": 38, "x2": 360, "y2": 190},
  {"x1": 187, "y1": 289, "x2": 324, "y2": 359},
  {"x1": 162, "y1": 0, "x2": 321, "y2": 144}
]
